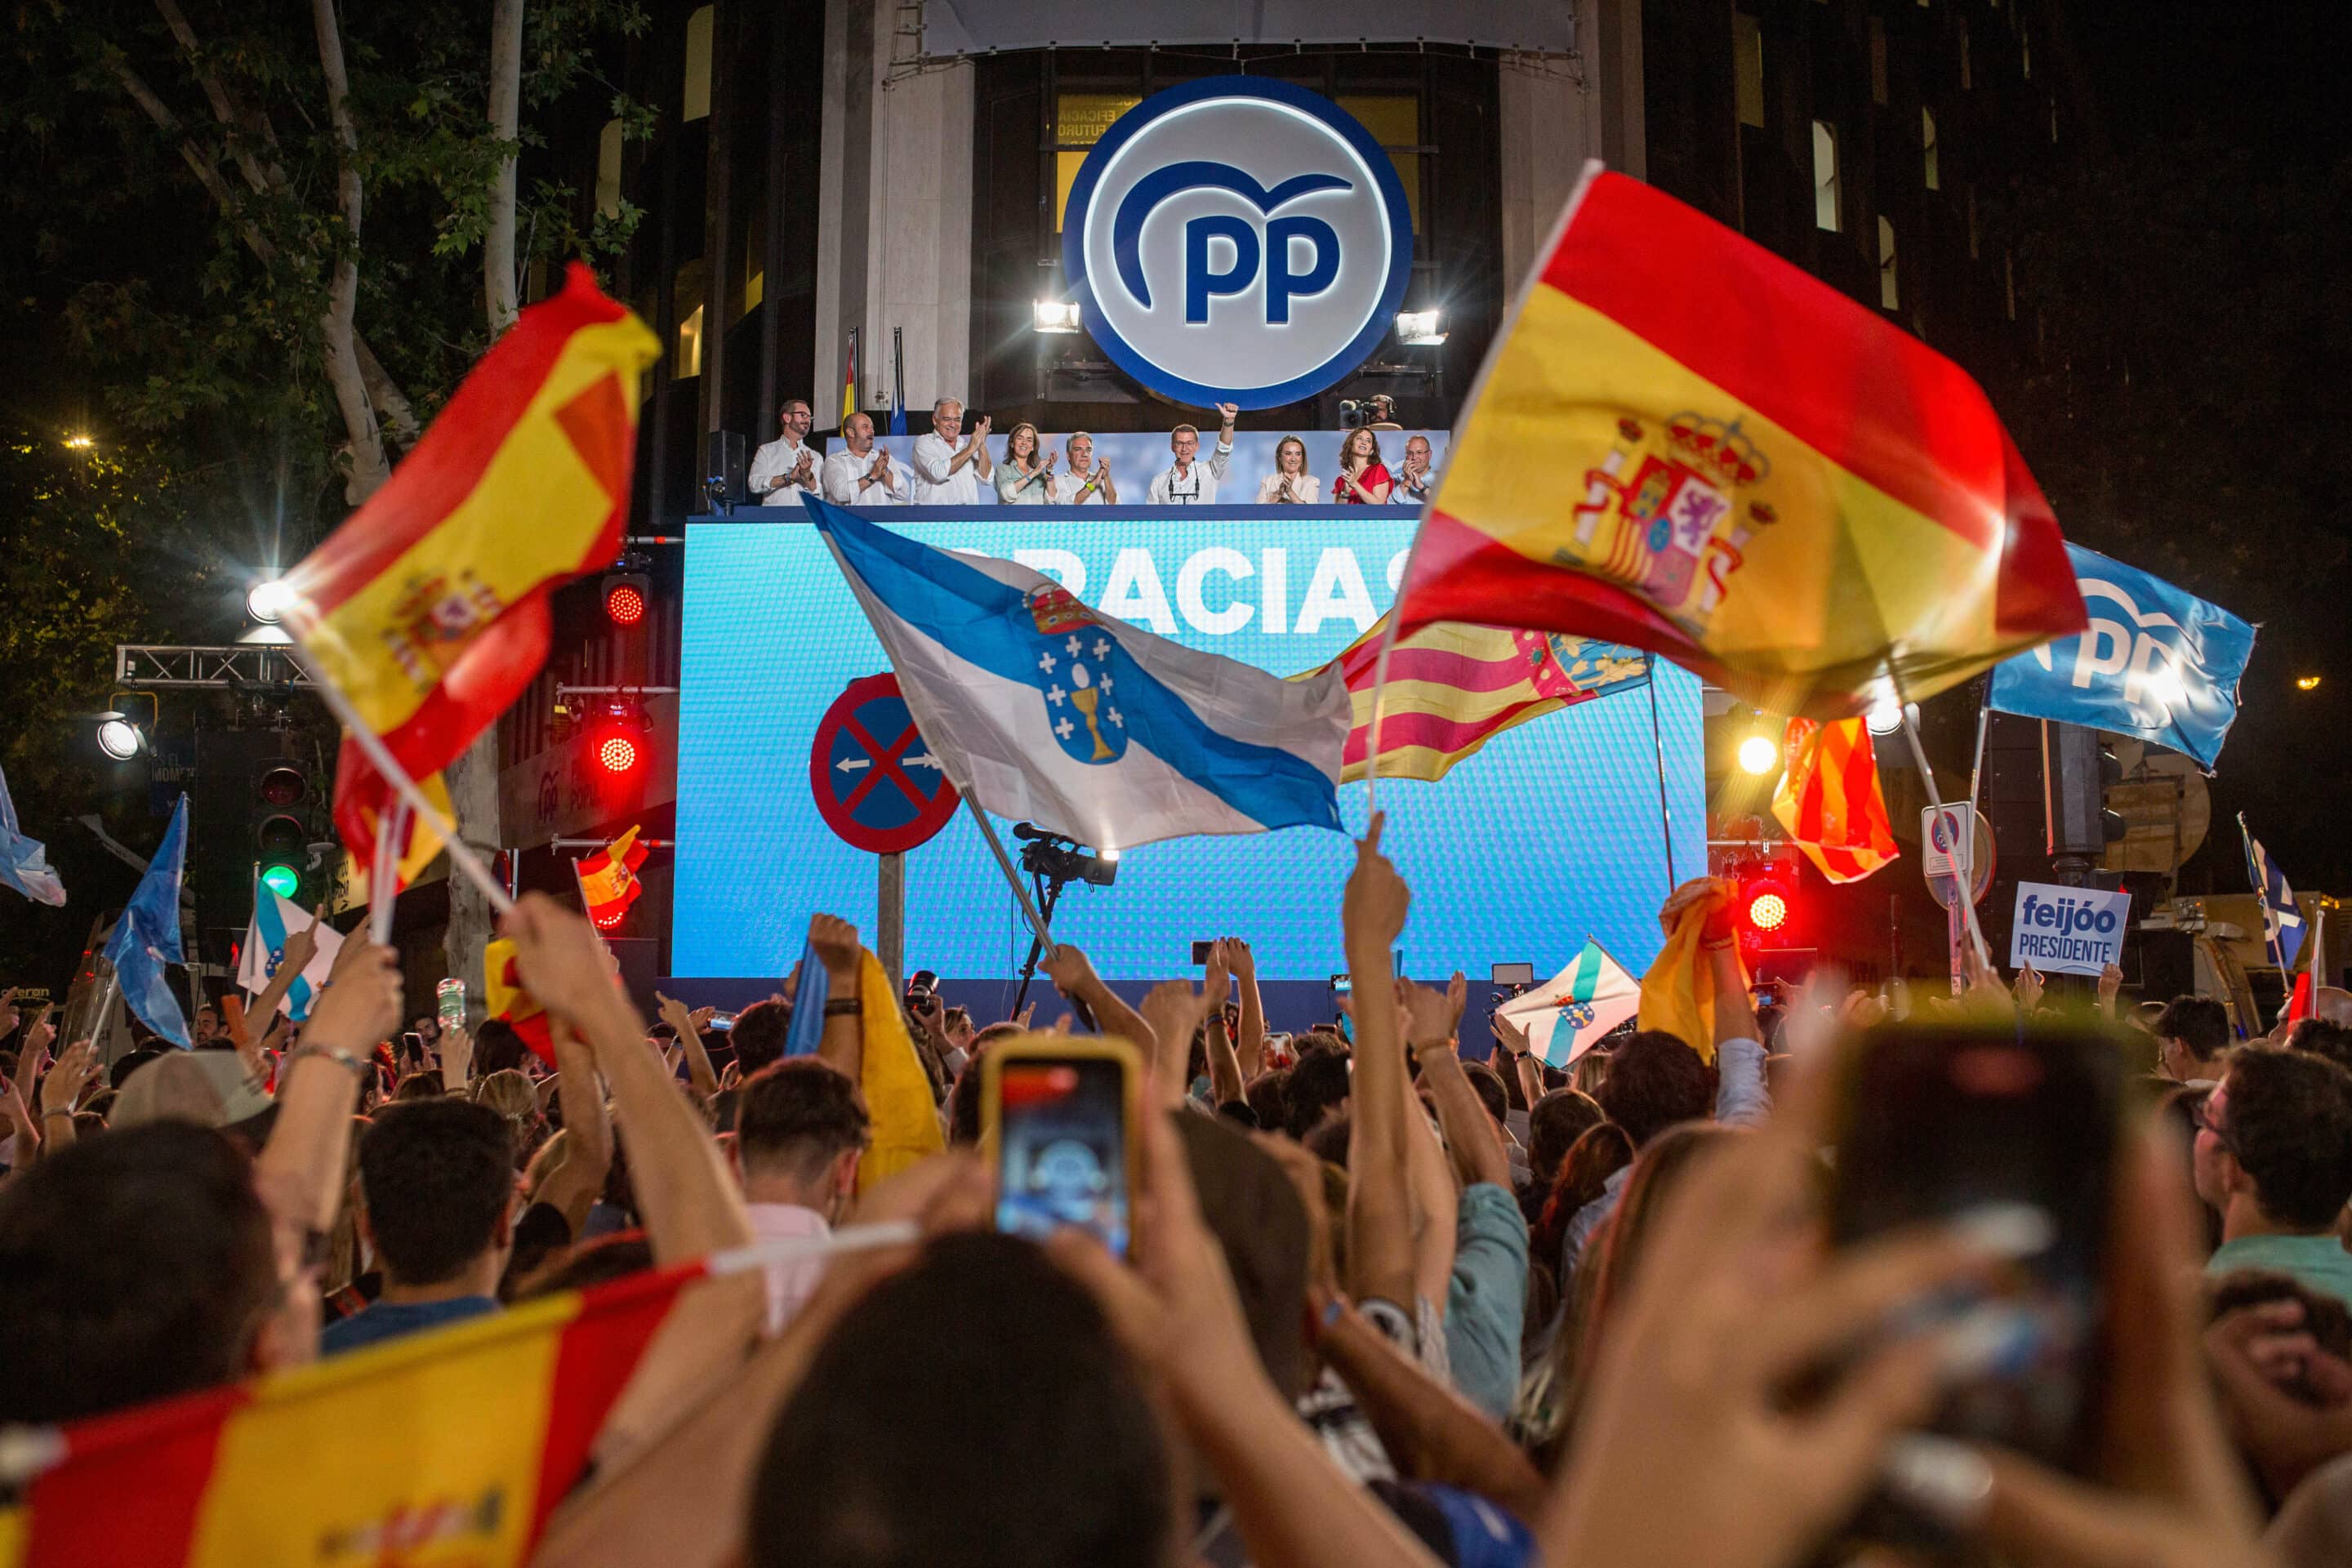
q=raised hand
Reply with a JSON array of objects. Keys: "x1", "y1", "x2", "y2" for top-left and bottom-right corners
[
  {"x1": 1493, "y1": 1008, "x2": 1531, "y2": 1057},
  {"x1": 1040, "y1": 942, "x2": 1102, "y2": 999},
  {"x1": 303, "y1": 938, "x2": 404, "y2": 1051},
  {"x1": 1214, "y1": 402, "x2": 1239, "y2": 427},
  {"x1": 808, "y1": 912, "x2": 863, "y2": 987},
  {"x1": 1202, "y1": 941, "x2": 1234, "y2": 1013},
  {"x1": 278, "y1": 906, "x2": 326, "y2": 979},
  {"x1": 38, "y1": 1040, "x2": 100, "y2": 1115},
  {"x1": 2014, "y1": 962, "x2": 2046, "y2": 1013},
  {"x1": 1397, "y1": 978, "x2": 1459, "y2": 1053},
  {"x1": 1224, "y1": 937, "x2": 1257, "y2": 983},
  {"x1": 1341, "y1": 813, "x2": 1409, "y2": 954},
  {"x1": 499, "y1": 894, "x2": 624, "y2": 1030},
  {"x1": 2097, "y1": 962, "x2": 2125, "y2": 1018}
]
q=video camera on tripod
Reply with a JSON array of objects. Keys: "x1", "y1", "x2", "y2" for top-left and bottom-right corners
[{"x1": 1012, "y1": 822, "x2": 1119, "y2": 887}]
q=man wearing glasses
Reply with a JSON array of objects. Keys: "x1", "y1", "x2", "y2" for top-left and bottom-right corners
[{"x1": 2193, "y1": 1045, "x2": 2352, "y2": 1307}]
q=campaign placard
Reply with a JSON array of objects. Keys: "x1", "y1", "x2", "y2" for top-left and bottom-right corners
[{"x1": 2008, "y1": 881, "x2": 2132, "y2": 978}]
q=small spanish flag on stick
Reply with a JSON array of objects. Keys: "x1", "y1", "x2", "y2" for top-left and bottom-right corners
[{"x1": 574, "y1": 824, "x2": 649, "y2": 930}]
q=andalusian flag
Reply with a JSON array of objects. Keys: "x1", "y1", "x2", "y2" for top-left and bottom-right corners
[
  {"x1": 279, "y1": 265, "x2": 660, "y2": 871},
  {"x1": 577, "y1": 825, "x2": 649, "y2": 930},
  {"x1": 484, "y1": 935, "x2": 557, "y2": 1064},
  {"x1": 1499, "y1": 939, "x2": 1640, "y2": 1067},
  {"x1": 1772, "y1": 717, "x2": 1899, "y2": 884},
  {"x1": 1314, "y1": 619, "x2": 1650, "y2": 782},
  {"x1": 1395, "y1": 166, "x2": 2083, "y2": 717},
  {"x1": 0, "y1": 1262, "x2": 695, "y2": 1567}
]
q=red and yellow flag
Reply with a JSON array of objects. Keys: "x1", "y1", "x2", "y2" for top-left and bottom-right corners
[
  {"x1": 1311, "y1": 620, "x2": 1653, "y2": 782},
  {"x1": 1772, "y1": 718, "x2": 1899, "y2": 884},
  {"x1": 484, "y1": 935, "x2": 558, "y2": 1063},
  {"x1": 280, "y1": 264, "x2": 661, "y2": 866},
  {"x1": 577, "y1": 825, "x2": 649, "y2": 929},
  {"x1": 1396, "y1": 167, "x2": 2084, "y2": 716},
  {"x1": 1, "y1": 1262, "x2": 695, "y2": 1568}
]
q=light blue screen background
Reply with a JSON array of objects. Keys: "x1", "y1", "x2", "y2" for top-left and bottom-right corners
[{"x1": 675, "y1": 508, "x2": 1706, "y2": 983}]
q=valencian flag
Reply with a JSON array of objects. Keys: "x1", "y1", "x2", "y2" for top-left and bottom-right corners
[
  {"x1": 0, "y1": 1262, "x2": 696, "y2": 1567},
  {"x1": 1314, "y1": 619, "x2": 1651, "y2": 782},
  {"x1": 1394, "y1": 166, "x2": 2084, "y2": 716},
  {"x1": 1771, "y1": 717, "x2": 1899, "y2": 884},
  {"x1": 483, "y1": 935, "x2": 558, "y2": 1063},
  {"x1": 577, "y1": 824, "x2": 648, "y2": 929},
  {"x1": 278, "y1": 265, "x2": 660, "y2": 875}
]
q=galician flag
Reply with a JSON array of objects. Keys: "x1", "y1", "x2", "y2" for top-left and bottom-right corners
[
  {"x1": 1499, "y1": 939, "x2": 1640, "y2": 1067},
  {"x1": 100, "y1": 795, "x2": 191, "y2": 1048},
  {"x1": 235, "y1": 886, "x2": 344, "y2": 1022},
  {"x1": 0, "y1": 760, "x2": 66, "y2": 906}
]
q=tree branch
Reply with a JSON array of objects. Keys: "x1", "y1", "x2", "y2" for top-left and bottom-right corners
[
  {"x1": 151, "y1": 0, "x2": 287, "y2": 197},
  {"x1": 484, "y1": 0, "x2": 525, "y2": 337},
  {"x1": 310, "y1": 0, "x2": 390, "y2": 501}
]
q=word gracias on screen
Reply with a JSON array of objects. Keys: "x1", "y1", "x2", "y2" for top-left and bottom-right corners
[{"x1": 944, "y1": 543, "x2": 1411, "y2": 638}]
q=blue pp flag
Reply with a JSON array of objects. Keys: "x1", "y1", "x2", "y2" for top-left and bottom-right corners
[
  {"x1": 2241, "y1": 815, "x2": 2307, "y2": 973},
  {"x1": 781, "y1": 933, "x2": 830, "y2": 1059},
  {"x1": 809, "y1": 497, "x2": 1349, "y2": 849},
  {"x1": 1987, "y1": 544, "x2": 2254, "y2": 770},
  {"x1": 101, "y1": 793, "x2": 191, "y2": 1047},
  {"x1": 0, "y1": 760, "x2": 65, "y2": 906}
]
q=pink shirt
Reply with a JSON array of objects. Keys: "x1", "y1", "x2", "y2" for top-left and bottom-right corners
[{"x1": 748, "y1": 1201, "x2": 832, "y2": 1332}]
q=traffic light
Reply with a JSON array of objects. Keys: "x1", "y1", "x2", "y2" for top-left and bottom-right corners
[
  {"x1": 192, "y1": 728, "x2": 330, "y2": 952},
  {"x1": 253, "y1": 761, "x2": 310, "y2": 899},
  {"x1": 2042, "y1": 721, "x2": 2127, "y2": 857}
]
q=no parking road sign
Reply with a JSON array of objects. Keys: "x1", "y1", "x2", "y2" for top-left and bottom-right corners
[{"x1": 809, "y1": 674, "x2": 960, "y2": 853}]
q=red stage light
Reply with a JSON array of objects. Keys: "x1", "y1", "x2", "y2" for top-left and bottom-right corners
[
  {"x1": 598, "y1": 734, "x2": 639, "y2": 774},
  {"x1": 592, "y1": 906, "x2": 625, "y2": 930},
  {"x1": 1745, "y1": 890, "x2": 1789, "y2": 933},
  {"x1": 604, "y1": 582, "x2": 646, "y2": 626}
]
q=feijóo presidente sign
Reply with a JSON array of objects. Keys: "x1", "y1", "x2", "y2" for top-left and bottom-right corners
[
  {"x1": 2008, "y1": 881, "x2": 2132, "y2": 978},
  {"x1": 1062, "y1": 78, "x2": 1415, "y2": 410}
]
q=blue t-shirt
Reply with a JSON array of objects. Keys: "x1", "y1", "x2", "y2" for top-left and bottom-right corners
[{"x1": 319, "y1": 1294, "x2": 499, "y2": 1356}]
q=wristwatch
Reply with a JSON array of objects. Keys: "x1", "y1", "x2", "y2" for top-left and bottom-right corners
[
  {"x1": 822, "y1": 998, "x2": 863, "y2": 1018},
  {"x1": 287, "y1": 1042, "x2": 373, "y2": 1081}
]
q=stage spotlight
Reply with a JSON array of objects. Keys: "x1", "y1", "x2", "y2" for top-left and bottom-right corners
[
  {"x1": 246, "y1": 574, "x2": 294, "y2": 625},
  {"x1": 604, "y1": 580, "x2": 646, "y2": 626},
  {"x1": 1735, "y1": 866, "x2": 1798, "y2": 944},
  {"x1": 1032, "y1": 299, "x2": 1081, "y2": 334},
  {"x1": 1745, "y1": 888, "x2": 1789, "y2": 933},
  {"x1": 1736, "y1": 733, "x2": 1779, "y2": 776},
  {"x1": 63, "y1": 433, "x2": 94, "y2": 451},
  {"x1": 1395, "y1": 309, "x2": 1447, "y2": 345},
  {"x1": 96, "y1": 713, "x2": 146, "y2": 760},
  {"x1": 1864, "y1": 695, "x2": 1906, "y2": 734},
  {"x1": 598, "y1": 733, "x2": 640, "y2": 775}
]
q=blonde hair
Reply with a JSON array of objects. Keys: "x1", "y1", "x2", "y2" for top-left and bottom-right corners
[
  {"x1": 473, "y1": 1069, "x2": 542, "y2": 1163},
  {"x1": 1276, "y1": 436, "x2": 1307, "y2": 474}
]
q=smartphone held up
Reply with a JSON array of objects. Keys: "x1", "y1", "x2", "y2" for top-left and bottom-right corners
[{"x1": 983, "y1": 1036, "x2": 1140, "y2": 1261}]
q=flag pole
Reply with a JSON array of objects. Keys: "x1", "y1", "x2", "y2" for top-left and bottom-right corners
[
  {"x1": 2241, "y1": 813, "x2": 2290, "y2": 1010},
  {"x1": 963, "y1": 796, "x2": 1055, "y2": 956},
  {"x1": 278, "y1": 644, "x2": 514, "y2": 915},
  {"x1": 368, "y1": 798, "x2": 406, "y2": 945},
  {"x1": 1890, "y1": 666, "x2": 1991, "y2": 967},
  {"x1": 1643, "y1": 663, "x2": 1678, "y2": 891}
]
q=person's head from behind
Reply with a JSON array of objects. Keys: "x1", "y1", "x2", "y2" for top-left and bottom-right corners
[
  {"x1": 734, "y1": 1060, "x2": 871, "y2": 1222},
  {"x1": 1528, "y1": 1087, "x2": 1606, "y2": 1189},
  {"x1": 473, "y1": 1068, "x2": 545, "y2": 1165},
  {"x1": 1532, "y1": 1120, "x2": 1634, "y2": 1269},
  {"x1": 2156, "y1": 996, "x2": 2230, "y2": 1081},
  {"x1": 1245, "y1": 1067, "x2": 1291, "y2": 1134},
  {"x1": 358, "y1": 1098, "x2": 517, "y2": 1290},
  {"x1": 749, "y1": 1232, "x2": 1172, "y2": 1568},
  {"x1": 731, "y1": 998, "x2": 794, "y2": 1077},
  {"x1": 1460, "y1": 1059, "x2": 1510, "y2": 1137},
  {"x1": 1284, "y1": 1050, "x2": 1352, "y2": 1141},
  {"x1": 472, "y1": 1018, "x2": 531, "y2": 1078},
  {"x1": 2289, "y1": 1018, "x2": 2352, "y2": 1076},
  {"x1": 1595, "y1": 1030, "x2": 1716, "y2": 1147},
  {"x1": 2193, "y1": 1045, "x2": 2352, "y2": 1236},
  {"x1": 0, "y1": 1123, "x2": 302, "y2": 1423}
]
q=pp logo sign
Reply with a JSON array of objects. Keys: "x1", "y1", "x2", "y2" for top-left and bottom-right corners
[{"x1": 1062, "y1": 77, "x2": 1414, "y2": 410}]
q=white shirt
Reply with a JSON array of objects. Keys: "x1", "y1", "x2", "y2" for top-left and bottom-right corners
[
  {"x1": 749, "y1": 435, "x2": 824, "y2": 506},
  {"x1": 911, "y1": 432, "x2": 983, "y2": 506},
  {"x1": 1147, "y1": 441, "x2": 1232, "y2": 505},
  {"x1": 1051, "y1": 467, "x2": 1115, "y2": 505},
  {"x1": 748, "y1": 1201, "x2": 832, "y2": 1332},
  {"x1": 1390, "y1": 462, "x2": 1441, "y2": 505},
  {"x1": 822, "y1": 446, "x2": 911, "y2": 506},
  {"x1": 1257, "y1": 472, "x2": 1320, "y2": 505}
]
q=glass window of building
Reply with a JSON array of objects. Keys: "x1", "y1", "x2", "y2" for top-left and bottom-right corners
[
  {"x1": 1878, "y1": 218, "x2": 1899, "y2": 309},
  {"x1": 684, "y1": 5, "x2": 714, "y2": 122},
  {"x1": 1813, "y1": 122, "x2": 1841, "y2": 232},
  {"x1": 1734, "y1": 14, "x2": 1766, "y2": 129},
  {"x1": 1922, "y1": 107, "x2": 1940, "y2": 189}
]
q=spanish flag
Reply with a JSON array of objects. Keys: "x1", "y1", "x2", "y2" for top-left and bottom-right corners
[
  {"x1": 280, "y1": 265, "x2": 661, "y2": 868},
  {"x1": 1397, "y1": 166, "x2": 2084, "y2": 717},
  {"x1": 0, "y1": 1262, "x2": 695, "y2": 1567},
  {"x1": 1315, "y1": 618, "x2": 1651, "y2": 782},
  {"x1": 840, "y1": 327, "x2": 859, "y2": 425},
  {"x1": 1771, "y1": 718, "x2": 1899, "y2": 884},
  {"x1": 577, "y1": 824, "x2": 649, "y2": 930},
  {"x1": 484, "y1": 934, "x2": 558, "y2": 1063}
]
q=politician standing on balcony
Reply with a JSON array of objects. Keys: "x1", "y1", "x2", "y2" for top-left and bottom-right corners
[
  {"x1": 1331, "y1": 426, "x2": 1392, "y2": 505},
  {"x1": 1255, "y1": 435, "x2": 1319, "y2": 505},
  {"x1": 749, "y1": 398, "x2": 823, "y2": 505},
  {"x1": 1147, "y1": 403, "x2": 1239, "y2": 504},
  {"x1": 911, "y1": 398, "x2": 992, "y2": 504},
  {"x1": 1052, "y1": 433, "x2": 1118, "y2": 505},
  {"x1": 994, "y1": 423, "x2": 1057, "y2": 505},
  {"x1": 822, "y1": 413, "x2": 911, "y2": 506}
]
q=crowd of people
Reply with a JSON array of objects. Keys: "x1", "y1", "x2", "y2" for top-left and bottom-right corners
[
  {"x1": 745, "y1": 395, "x2": 1442, "y2": 510},
  {"x1": 2, "y1": 825, "x2": 2348, "y2": 1567}
]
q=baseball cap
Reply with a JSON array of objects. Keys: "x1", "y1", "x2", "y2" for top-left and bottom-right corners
[{"x1": 110, "y1": 1050, "x2": 276, "y2": 1143}]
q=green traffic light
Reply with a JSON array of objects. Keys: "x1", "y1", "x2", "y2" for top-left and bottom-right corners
[{"x1": 260, "y1": 863, "x2": 301, "y2": 899}]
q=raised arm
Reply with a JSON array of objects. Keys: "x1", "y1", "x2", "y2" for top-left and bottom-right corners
[
  {"x1": 1343, "y1": 813, "x2": 1417, "y2": 1312},
  {"x1": 1040, "y1": 942, "x2": 1157, "y2": 1055},
  {"x1": 504, "y1": 893, "x2": 751, "y2": 1267},
  {"x1": 1227, "y1": 936, "x2": 1267, "y2": 1080},
  {"x1": 534, "y1": 1019, "x2": 614, "y2": 1239},
  {"x1": 1136, "y1": 979, "x2": 1213, "y2": 1111},
  {"x1": 1200, "y1": 945, "x2": 1245, "y2": 1107},
  {"x1": 1407, "y1": 979, "x2": 1512, "y2": 1192},
  {"x1": 247, "y1": 908, "x2": 324, "y2": 1030},
  {"x1": 808, "y1": 914, "x2": 867, "y2": 1085},
  {"x1": 259, "y1": 940, "x2": 402, "y2": 1244},
  {"x1": 657, "y1": 992, "x2": 720, "y2": 1100}
]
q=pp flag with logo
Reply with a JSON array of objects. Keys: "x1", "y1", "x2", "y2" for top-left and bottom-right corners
[
  {"x1": 809, "y1": 498, "x2": 1349, "y2": 849},
  {"x1": 100, "y1": 795, "x2": 191, "y2": 1049},
  {"x1": 277, "y1": 265, "x2": 659, "y2": 871},
  {"x1": 1315, "y1": 619, "x2": 1651, "y2": 783},
  {"x1": 2240, "y1": 815, "x2": 2307, "y2": 973},
  {"x1": 1771, "y1": 718, "x2": 1899, "y2": 884},
  {"x1": 1989, "y1": 543, "x2": 2256, "y2": 771},
  {"x1": 234, "y1": 886, "x2": 343, "y2": 1021},
  {"x1": 1499, "y1": 940, "x2": 1640, "y2": 1067},
  {"x1": 1394, "y1": 166, "x2": 2084, "y2": 716},
  {"x1": 576, "y1": 825, "x2": 648, "y2": 930}
]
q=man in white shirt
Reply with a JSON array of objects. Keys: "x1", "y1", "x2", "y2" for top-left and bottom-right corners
[
  {"x1": 1390, "y1": 434, "x2": 1441, "y2": 506},
  {"x1": 821, "y1": 412, "x2": 911, "y2": 505},
  {"x1": 910, "y1": 398, "x2": 992, "y2": 505},
  {"x1": 1051, "y1": 431, "x2": 1119, "y2": 505},
  {"x1": 1146, "y1": 403, "x2": 1240, "y2": 505},
  {"x1": 733, "y1": 1059, "x2": 871, "y2": 1332},
  {"x1": 748, "y1": 399, "x2": 823, "y2": 506}
]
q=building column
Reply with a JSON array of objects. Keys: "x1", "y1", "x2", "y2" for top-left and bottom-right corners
[
  {"x1": 1498, "y1": 0, "x2": 1646, "y2": 295},
  {"x1": 814, "y1": 0, "x2": 973, "y2": 423}
]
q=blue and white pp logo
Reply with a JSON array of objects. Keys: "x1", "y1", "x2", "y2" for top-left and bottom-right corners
[{"x1": 1062, "y1": 77, "x2": 1414, "y2": 410}]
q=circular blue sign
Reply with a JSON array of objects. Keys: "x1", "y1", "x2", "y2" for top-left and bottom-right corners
[
  {"x1": 1061, "y1": 76, "x2": 1416, "y2": 411},
  {"x1": 808, "y1": 674, "x2": 960, "y2": 853}
]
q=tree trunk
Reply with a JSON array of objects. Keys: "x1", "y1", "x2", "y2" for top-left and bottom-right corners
[
  {"x1": 310, "y1": 0, "x2": 389, "y2": 502},
  {"x1": 447, "y1": 0, "x2": 529, "y2": 998}
]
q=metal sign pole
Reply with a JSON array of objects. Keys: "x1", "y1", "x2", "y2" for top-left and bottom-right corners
[{"x1": 877, "y1": 851, "x2": 906, "y2": 993}]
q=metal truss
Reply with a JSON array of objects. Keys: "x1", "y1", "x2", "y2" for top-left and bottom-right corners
[{"x1": 114, "y1": 644, "x2": 316, "y2": 690}]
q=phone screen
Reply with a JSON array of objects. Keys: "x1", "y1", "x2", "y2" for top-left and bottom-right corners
[
  {"x1": 994, "y1": 1055, "x2": 1131, "y2": 1258},
  {"x1": 1833, "y1": 1023, "x2": 2118, "y2": 1504}
]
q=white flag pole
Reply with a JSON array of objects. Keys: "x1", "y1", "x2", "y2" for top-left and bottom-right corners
[{"x1": 1890, "y1": 666, "x2": 1992, "y2": 968}]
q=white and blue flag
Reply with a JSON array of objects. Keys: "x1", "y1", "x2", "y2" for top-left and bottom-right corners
[
  {"x1": 809, "y1": 497, "x2": 1350, "y2": 849},
  {"x1": 236, "y1": 884, "x2": 344, "y2": 1022},
  {"x1": 0, "y1": 760, "x2": 65, "y2": 906},
  {"x1": 1989, "y1": 544, "x2": 2254, "y2": 771},
  {"x1": 2240, "y1": 815, "x2": 2306, "y2": 972},
  {"x1": 101, "y1": 794, "x2": 191, "y2": 1048}
]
